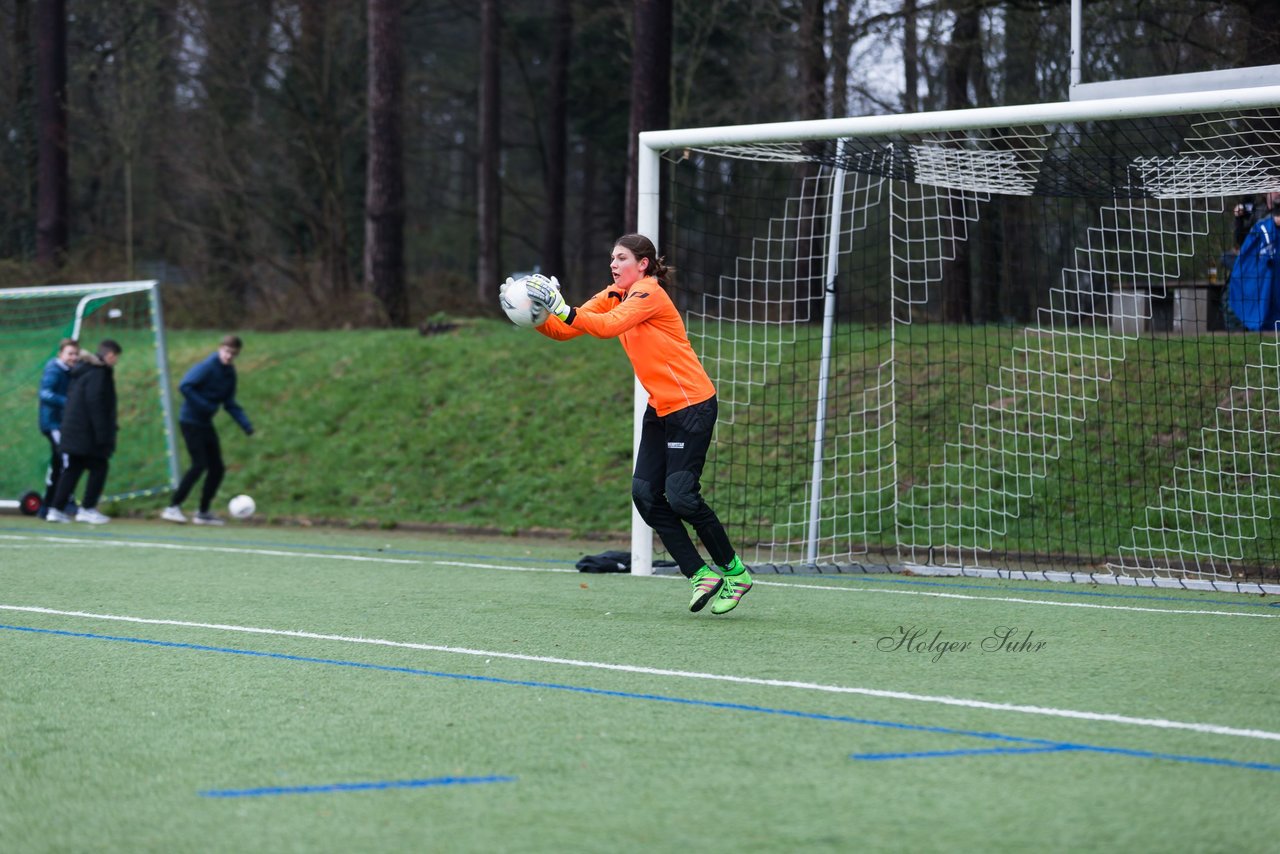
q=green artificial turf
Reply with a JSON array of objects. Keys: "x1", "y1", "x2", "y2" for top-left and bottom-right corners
[{"x1": 2, "y1": 517, "x2": 1276, "y2": 852}]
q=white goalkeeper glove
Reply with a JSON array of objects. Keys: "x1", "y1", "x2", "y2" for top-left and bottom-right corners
[{"x1": 526, "y1": 274, "x2": 572, "y2": 322}]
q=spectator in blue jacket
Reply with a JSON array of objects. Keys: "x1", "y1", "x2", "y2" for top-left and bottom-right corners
[
  {"x1": 37, "y1": 338, "x2": 81, "y2": 517},
  {"x1": 161, "y1": 335, "x2": 255, "y2": 525},
  {"x1": 1228, "y1": 192, "x2": 1280, "y2": 332}
]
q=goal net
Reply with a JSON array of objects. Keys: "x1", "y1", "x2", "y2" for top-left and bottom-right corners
[
  {"x1": 0, "y1": 281, "x2": 179, "y2": 511},
  {"x1": 635, "y1": 87, "x2": 1280, "y2": 589}
]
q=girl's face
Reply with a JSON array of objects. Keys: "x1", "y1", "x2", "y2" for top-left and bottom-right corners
[{"x1": 610, "y1": 245, "x2": 649, "y2": 289}]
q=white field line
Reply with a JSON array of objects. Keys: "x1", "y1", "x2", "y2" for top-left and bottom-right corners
[
  {"x1": 2, "y1": 602, "x2": 1278, "y2": 744},
  {"x1": 745, "y1": 579, "x2": 1280, "y2": 619},
  {"x1": 0, "y1": 533, "x2": 422, "y2": 565},
  {"x1": 441, "y1": 560, "x2": 1278, "y2": 619},
  {"x1": 434, "y1": 560, "x2": 577, "y2": 573},
  {"x1": 4, "y1": 533, "x2": 1273, "y2": 617}
]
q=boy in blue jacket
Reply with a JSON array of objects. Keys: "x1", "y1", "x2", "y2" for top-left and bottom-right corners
[
  {"x1": 161, "y1": 335, "x2": 255, "y2": 525},
  {"x1": 37, "y1": 338, "x2": 80, "y2": 517}
]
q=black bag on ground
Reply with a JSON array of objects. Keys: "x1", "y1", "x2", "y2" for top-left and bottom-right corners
[{"x1": 575, "y1": 550, "x2": 631, "y2": 573}]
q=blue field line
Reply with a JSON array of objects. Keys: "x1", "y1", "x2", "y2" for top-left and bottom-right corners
[
  {"x1": 7, "y1": 523, "x2": 1275, "y2": 608},
  {"x1": 852, "y1": 743, "x2": 1280, "y2": 771},
  {"x1": 854, "y1": 745, "x2": 1084, "y2": 761},
  {"x1": 4, "y1": 622, "x2": 1278, "y2": 774},
  {"x1": 199, "y1": 774, "x2": 516, "y2": 798}
]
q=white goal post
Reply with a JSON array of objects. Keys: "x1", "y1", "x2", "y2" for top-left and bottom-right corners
[
  {"x1": 0, "y1": 280, "x2": 180, "y2": 511},
  {"x1": 632, "y1": 85, "x2": 1280, "y2": 592}
]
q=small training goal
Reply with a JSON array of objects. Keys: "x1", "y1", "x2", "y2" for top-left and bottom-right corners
[{"x1": 0, "y1": 281, "x2": 178, "y2": 513}]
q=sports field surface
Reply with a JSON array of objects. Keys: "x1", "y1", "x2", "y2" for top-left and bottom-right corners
[{"x1": 2, "y1": 515, "x2": 1277, "y2": 852}]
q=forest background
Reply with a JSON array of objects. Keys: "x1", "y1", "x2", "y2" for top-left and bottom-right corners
[{"x1": 1, "y1": 0, "x2": 1277, "y2": 330}]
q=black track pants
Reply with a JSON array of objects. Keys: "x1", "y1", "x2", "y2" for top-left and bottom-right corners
[
  {"x1": 631, "y1": 397, "x2": 735, "y2": 577},
  {"x1": 172, "y1": 422, "x2": 226, "y2": 513}
]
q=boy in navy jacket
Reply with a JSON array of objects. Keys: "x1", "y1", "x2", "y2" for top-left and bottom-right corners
[
  {"x1": 37, "y1": 338, "x2": 80, "y2": 517},
  {"x1": 162, "y1": 335, "x2": 254, "y2": 525}
]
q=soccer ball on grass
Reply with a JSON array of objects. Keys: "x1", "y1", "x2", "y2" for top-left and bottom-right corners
[
  {"x1": 499, "y1": 276, "x2": 549, "y2": 329},
  {"x1": 228, "y1": 494, "x2": 256, "y2": 519}
]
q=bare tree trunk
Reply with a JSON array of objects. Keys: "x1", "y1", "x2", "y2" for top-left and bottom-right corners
[
  {"x1": 830, "y1": 0, "x2": 851, "y2": 118},
  {"x1": 998, "y1": 2, "x2": 1040, "y2": 323},
  {"x1": 624, "y1": 0, "x2": 672, "y2": 235},
  {"x1": 194, "y1": 0, "x2": 271, "y2": 316},
  {"x1": 36, "y1": 0, "x2": 68, "y2": 267},
  {"x1": 576, "y1": 141, "x2": 597, "y2": 292},
  {"x1": 125, "y1": 160, "x2": 133, "y2": 276},
  {"x1": 476, "y1": 0, "x2": 501, "y2": 300},
  {"x1": 364, "y1": 0, "x2": 407, "y2": 326},
  {"x1": 798, "y1": 0, "x2": 826, "y2": 323},
  {"x1": 540, "y1": 0, "x2": 571, "y2": 278},
  {"x1": 941, "y1": 0, "x2": 980, "y2": 324},
  {"x1": 149, "y1": 0, "x2": 180, "y2": 267},
  {"x1": 800, "y1": 0, "x2": 826, "y2": 120},
  {"x1": 903, "y1": 0, "x2": 918, "y2": 112},
  {"x1": 1243, "y1": 0, "x2": 1280, "y2": 67},
  {"x1": 299, "y1": 0, "x2": 352, "y2": 302},
  {"x1": 13, "y1": 0, "x2": 36, "y2": 252}
]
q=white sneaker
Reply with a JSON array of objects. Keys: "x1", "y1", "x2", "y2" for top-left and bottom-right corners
[
  {"x1": 192, "y1": 511, "x2": 225, "y2": 527},
  {"x1": 161, "y1": 505, "x2": 188, "y2": 524},
  {"x1": 45, "y1": 507, "x2": 72, "y2": 523},
  {"x1": 75, "y1": 507, "x2": 111, "y2": 525}
]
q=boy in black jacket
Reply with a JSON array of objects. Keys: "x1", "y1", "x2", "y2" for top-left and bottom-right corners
[{"x1": 46, "y1": 340, "x2": 122, "y2": 524}]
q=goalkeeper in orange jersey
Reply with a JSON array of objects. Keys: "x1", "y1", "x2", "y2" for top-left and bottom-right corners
[{"x1": 527, "y1": 234, "x2": 752, "y2": 615}]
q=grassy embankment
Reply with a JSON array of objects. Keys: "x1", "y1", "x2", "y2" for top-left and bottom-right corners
[
  {"x1": 155, "y1": 324, "x2": 636, "y2": 535},
  {"x1": 125, "y1": 324, "x2": 1278, "y2": 567}
]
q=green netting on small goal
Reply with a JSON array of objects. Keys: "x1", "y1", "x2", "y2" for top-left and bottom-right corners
[{"x1": 0, "y1": 282, "x2": 177, "y2": 508}]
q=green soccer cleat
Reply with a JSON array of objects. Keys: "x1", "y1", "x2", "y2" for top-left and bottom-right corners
[
  {"x1": 689, "y1": 565, "x2": 723, "y2": 612},
  {"x1": 710, "y1": 558, "x2": 752, "y2": 615}
]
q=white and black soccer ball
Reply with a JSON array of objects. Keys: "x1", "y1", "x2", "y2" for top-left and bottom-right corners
[
  {"x1": 228, "y1": 494, "x2": 256, "y2": 519},
  {"x1": 499, "y1": 276, "x2": 548, "y2": 329}
]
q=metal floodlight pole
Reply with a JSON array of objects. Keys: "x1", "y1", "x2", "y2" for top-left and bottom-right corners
[{"x1": 1071, "y1": 0, "x2": 1082, "y2": 91}]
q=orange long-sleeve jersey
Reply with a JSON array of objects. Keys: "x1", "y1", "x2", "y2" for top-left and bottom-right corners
[{"x1": 536, "y1": 277, "x2": 715, "y2": 416}]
